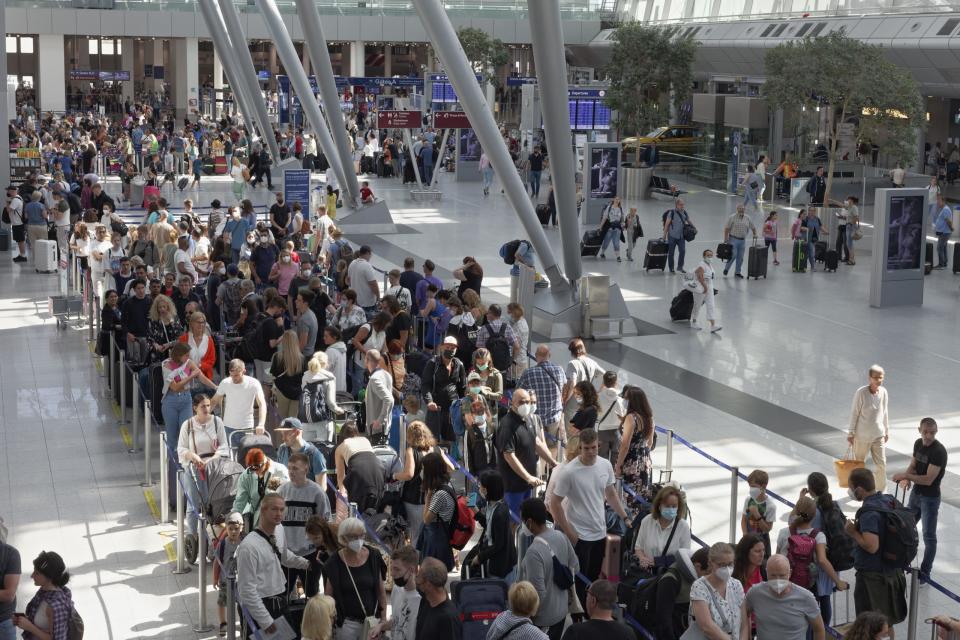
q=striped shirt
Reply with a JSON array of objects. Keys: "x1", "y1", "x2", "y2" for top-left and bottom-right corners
[{"x1": 725, "y1": 213, "x2": 757, "y2": 240}]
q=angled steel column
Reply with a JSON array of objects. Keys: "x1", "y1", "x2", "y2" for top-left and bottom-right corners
[
  {"x1": 528, "y1": 0, "x2": 581, "y2": 284},
  {"x1": 255, "y1": 0, "x2": 353, "y2": 204},
  {"x1": 196, "y1": 0, "x2": 258, "y2": 137},
  {"x1": 295, "y1": 0, "x2": 362, "y2": 206},
  {"x1": 213, "y1": 0, "x2": 283, "y2": 163},
  {"x1": 413, "y1": 0, "x2": 567, "y2": 289}
]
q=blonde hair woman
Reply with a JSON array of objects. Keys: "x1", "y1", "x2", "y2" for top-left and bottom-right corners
[
  {"x1": 485, "y1": 581, "x2": 547, "y2": 640},
  {"x1": 177, "y1": 311, "x2": 217, "y2": 381},
  {"x1": 301, "y1": 594, "x2": 336, "y2": 640},
  {"x1": 391, "y1": 420, "x2": 453, "y2": 543},
  {"x1": 301, "y1": 351, "x2": 342, "y2": 442},
  {"x1": 269, "y1": 329, "x2": 309, "y2": 419},
  {"x1": 147, "y1": 294, "x2": 183, "y2": 364}
]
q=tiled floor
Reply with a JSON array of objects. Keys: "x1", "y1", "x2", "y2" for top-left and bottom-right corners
[{"x1": 2, "y1": 166, "x2": 958, "y2": 638}]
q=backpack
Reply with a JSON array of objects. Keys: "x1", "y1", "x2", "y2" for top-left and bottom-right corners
[
  {"x1": 484, "y1": 324, "x2": 512, "y2": 371},
  {"x1": 786, "y1": 528, "x2": 820, "y2": 588},
  {"x1": 221, "y1": 280, "x2": 243, "y2": 325},
  {"x1": 620, "y1": 568, "x2": 682, "y2": 630},
  {"x1": 856, "y1": 495, "x2": 919, "y2": 569},
  {"x1": 442, "y1": 486, "x2": 476, "y2": 550},
  {"x1": 450, "y1": 396, "x2": 469, "y2": 437},
  {"x1": 499, "y1": 239, "x2": 522, "y2": 265},
  {"x1": 299, "y1": 376, "x2": 332, "y2": 423},
  {"x1": 68, "y1": 607, "x2": 84, "y2": 640},
  {"x1": 820, "y1": 503, "x2": 856, "y2": 572}
]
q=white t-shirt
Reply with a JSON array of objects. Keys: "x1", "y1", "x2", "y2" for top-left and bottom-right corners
[
  {"x1": 596, "y1": 388, "x2": 625, "y2": 431},
  {"x1": 175, "y1": 248, "x2": 197, "y2": 282},
  {"x1": 742, "y1": 495, "x2": 777, "y2": 533},
  {"x1": 347, "y1": 258, "x2": 379, "y2": 307},
  {"x1": 216, "y1": 376, "x2": 264, "y2": 430},
  {"x1": 553, "y1": 456, "x2": 616, "y2": 542},
  {"x1": 6, "y1": 196, "x2": 24, "y2": 225},
  {"x1": 388, "y1": 586, "x2": 421, "y2": 640}
]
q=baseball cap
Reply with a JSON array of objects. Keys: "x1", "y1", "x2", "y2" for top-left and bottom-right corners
[
  {"x1": 226, "y1": 263, "x2": 239, "y2": 276},
  {"x1": 442, "y1": 336, "x2": 458, "y2": 346},
  {"x1": 466, "y1": 372, "x2": 482, "y2": 382},
  {"x1": 225, "y1": 512, "x2": 244, "y2": 525},
  {"x1": 280, "y1": 417, "x2": 304, "y2": 431}
]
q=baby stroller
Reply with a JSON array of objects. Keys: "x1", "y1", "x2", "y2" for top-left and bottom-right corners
[{"x1": 185, "y1": 456, "x2": 244, "y2": 565}]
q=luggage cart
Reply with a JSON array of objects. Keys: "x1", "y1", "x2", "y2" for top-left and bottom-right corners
[{"x1": 48, "y1": 295, "x2": 84, "y2": 330}]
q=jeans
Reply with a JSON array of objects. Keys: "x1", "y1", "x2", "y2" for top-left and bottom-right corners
[
  {"x1": 504, "y1": 489, "x2": 532, "y2": 521},
  {"x1": 573, "y1": 538, "x2": 606, "y2": 615},
  {"x1": 908, "y1": 492, "x2": 940, "y2": 575},
  {"x1": 0, "y1": 618, "x2": 16, "y2": 640},
  {"x1": 422, "y1": 161, "x2": 434, "y2": 185},
  {"x1": 529, "y1": 170, "x2": 542, "y2": 197},
  {"x1": 350, "y1": 360, "x2": 367, "y2": 398},
  {"x1": 667, "y1": 236, "x2": 686, "y2": 271},
  {"x1": 185, "y1": 464, "x2": 208, "y2": 535},
  {"x1": 161, "y1": 390, "x2": 193, "y2": 455},
  {"x1": 482, "y1": 167, "x2": 494, "y2": 192},
  {"x1": 807, "y1": 241, "x2": 817, "y2": 270},
  {"x1": 936, "y1": 232, "x2": 950, "y2": 267},
  {"x1": 600, "y1": 226, "x2": 621, "y2": 254},
  {"x1": 725, "y1": 236, "x2": 746, "y2": 274}
]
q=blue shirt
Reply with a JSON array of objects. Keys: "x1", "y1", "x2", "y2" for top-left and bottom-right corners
[
  {"x1": 24, "y1": 201, "x2": 46, "y2": 226},
  {"x1": 853, "y1": 493, "x2": 898, "y2": 573},
  {"x1": 934, "y1": 205, "x2": 953, "y2": 234},
  {"x1": 666, "y1": 209, "x2": 688, "y2": 240},
  {"x1": 224, "y1": 217, "x2": 251, "y2": 250},
  {"x1": 802, "y1": 215, "x2": 822, "y2": 242},
  {"x1": 510, "y1": 241, "x2": 535, "y2": 276},
  {"x1": 276, "y1": 441, "x2": 327, "y2": 479},
  {"x1": 59, "y1": 155, "x2": 73, "y2": 175}
]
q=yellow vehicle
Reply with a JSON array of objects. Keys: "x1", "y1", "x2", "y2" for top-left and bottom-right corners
[{"x1": 622, "y1": 125, "x2": 705, "y2": 153}]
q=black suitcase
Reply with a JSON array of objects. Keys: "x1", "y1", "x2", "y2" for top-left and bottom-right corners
[
  {"x1": 670, "y1": 289, "x2": 694, "y2": 322},
  {"x1": 824, "y1": 250, "x2": 839, "y2": 272},
  {"x1": 717, "y1": 242, "x2": 733, "y2": 261},
  {"x1": 177, "y1": 176, "x2": 190, "y2": 191},
  {"x1": 149, "y1": 362, "x2": 165, "y2": 425},
  {"x1": 953, "y1": 243, "x2": 960, "y2": 274},
  {"x1": 581, "y1": 229, "x2": 603, "y2": 257},
  {"x1": 452, "y1": 577, "x2": 509, "y2": 640},
  {"x1": 536, "y1": 204, "x2": 551, "y2": 225},
  {"x1": 792, "y1": 240, "x2": 807, "y2": 273},
  {"x1": 747, "y1": 244, "x2": 768, "y2": 279},
  {"x1": 643, "y1": 239, "x2": 668, "y2": 272},
  {"x1": 925, "y1": 241, "x2": 934, "y2": 274},
  {"x1": 403, "y1": 159, "x2": 417, "y2": 184},
  {"x1": 814, "y1": 240, "x2": 827, "y2": 262}
]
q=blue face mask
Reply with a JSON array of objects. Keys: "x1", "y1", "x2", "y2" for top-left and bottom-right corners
[{"x1": 661, "y1": 507, "x2": 678, "y2": 521}]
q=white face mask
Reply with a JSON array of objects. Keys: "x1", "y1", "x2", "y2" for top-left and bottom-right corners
[
  {"x1": 529, "y1": 403, "x2": 538, "y2": 416},
  {"x1": 520, "y1": 523, "x2": 532, "y2": 537},
  {"x1": 218, "y1": 268, "x2": 226, "y2": 275},
  {"x1": 347, "y1": 539, "x2": 363, "y2": 553},
  {"x1": 768, "y1": 579, "x2": 789, "y2": 594},
  {"x1": 847, "y1": 487, "x2": 860, "y2": 501},
  {"x1": 749, "y1": 487, "x2": 762, "y2": 499},
  {"x1": 282, "y1": 256, "x2": 292, "y2": 263},
  {"x1": 516, "y1": 403, "x2": 534, "y2": 418},
  {"x1": 714, "y1": 566, "x2": 733, "y2": 581}
]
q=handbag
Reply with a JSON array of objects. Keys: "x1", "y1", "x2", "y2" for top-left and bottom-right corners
[
  {"x1": 343, "y1": 550, "x2": 379, "y2": 639},
  {"x1": 851, "y1": 224, "x2": 863, "y2": 241},
  {"x1": 834, "y1": 446, "x2": 865, "y2": 488}
]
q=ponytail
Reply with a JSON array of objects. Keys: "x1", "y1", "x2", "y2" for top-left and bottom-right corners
[{"x1": 807, "y1": 471, "x2": 834, "y2": 512}]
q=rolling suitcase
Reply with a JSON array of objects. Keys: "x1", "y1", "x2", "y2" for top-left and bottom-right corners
[
  {"x1": 177, "y1": 176, "x2": 190, "y2": 191},
  {"x1": 747, "y1": 242, "x2": 768, "y2": 279},
  {"x1": 925, "y1": 241, "x2": 934, "y2": 274},
  {"x1": 643, "y1": 239, "x2": 668, "y2": 272},
  {"x1": 792, "y1": 240, "x2": 807, "y2": 272},
  {"x1": 214, "y1": 156, "x2": 227, "y2": 175},
  {"x1": 202, "y1": 156, "x2": 215, "y2": 175},
  {"x1": 536, "y1": 204, "x2": 551, "y2": 225},
  {"x1": 670, "y1": 289, "x2": 694, "y2": 322},
  {"x1": 580, "y1": 229, "x2": 603, "y2": 257},
  {"x1": 34, "y1": 239, "x2": 58, "y2": 273},
  {"x1": 451, "y1": 575, "x2": 509, "y2": 640},
  {"x1": 953, "y1": 243, "x2": 960, "y2": 274},
  {"x1": 824, "y1": 250, "x2": 839, "y2": 272},
  {"x1": 600, "y1": 533, "x2": 622, "y2": 583},
  {"x1": 814, "y1": 240, "x2": 827, "y2": 263},
  {"x1": 716, "y1": 242, "x2": 733, "y2": 261}
]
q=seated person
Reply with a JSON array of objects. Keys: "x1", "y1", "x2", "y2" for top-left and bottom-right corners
[{"x1": 360, "y1": 181, "x2": 375, "y2": 204}]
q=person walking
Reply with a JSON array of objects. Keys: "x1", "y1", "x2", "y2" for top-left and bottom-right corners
[
  {"x1": 598, "y1": 197, "x2": 625, "y2": 262},
  {"x1": 690, "y1": 249, "x2": 720, "y2": 332},
  {"x1": 662, "y1": 198, "x2": 692, "y2": 274},
  {"x1": 932, "y1": 194, "x2": 954, "y2": 269},
  {"x1": 479, "y1": 152, "x2": 494, "y2": 197},
  {"x1": 848, "y1": 365, "x2": 890, "y2": 491},
  {"x1": 762, "y1": 211, "x2": 780, "y2": 266},
  {"x1": 722, "y1": 205, "x2": 758, "y2": 279},
  {"x1": 892, "y1": 417, "x2": 947, "y2": 582}
]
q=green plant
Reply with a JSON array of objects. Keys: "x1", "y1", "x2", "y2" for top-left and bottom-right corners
[
  {"x1": 764, "y1": 30, "x2": 925, "y2": 203},
  {"x1": 456, "y1": 27, "x2": 509, "y2": 88},
  {"x1": 602, "y1": 23, "x2": 697, "y2": 158}
]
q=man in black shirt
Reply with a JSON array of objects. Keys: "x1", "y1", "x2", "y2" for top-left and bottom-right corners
[
  {"x1": 382, "y1": 296, "x2": 412, "y2": 348},
  {"x1": 398, "y1": 257, "x2": 423, "y2": 313},
  {"x1": 495, "y1": 388, "x2": 553, "y2": 521},
  {"x1": 561, "y1": 579, "x2": 635, "y2": 640},
  {"x1": 247, "y1": 298, "x2": 286, "y2": 377},
  {"x1": 892, "y1": 417, "x2": 947, "y2": 580},
  {"x1": 528, "y1": 146, "x2": 545, "y2": 198},
  {"x1": 414, "y1": 557, "x2": 461, "y2": 640},
  {"x1": 269, "y1": 192, "x2": 291, "y2": 246},
  {"x1": 121, "y1": 279, "x2": 152, "y2": 340},
  {"x1": 172, "y1": 275, "x2": 202, "y2": 324}
]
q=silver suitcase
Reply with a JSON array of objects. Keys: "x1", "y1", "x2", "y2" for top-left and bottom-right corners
[{"x1": 35, "y1": 239, "x2": 58, "y2": 273}]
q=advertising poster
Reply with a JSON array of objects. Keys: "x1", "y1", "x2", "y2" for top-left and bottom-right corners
[
  {"x1": 886, "y1": 193, "x2": 925, "y2": 271},
  {"x1": 589, "y1": 147, "x2": 618, "y2": 198},
  {"x1": 459, "y1": 129, "x2": 481, "y2": 161}
]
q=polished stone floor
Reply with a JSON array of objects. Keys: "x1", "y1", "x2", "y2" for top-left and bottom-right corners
[{"x1": 2, "y1": 165, "x2": 958, "y2": 638}]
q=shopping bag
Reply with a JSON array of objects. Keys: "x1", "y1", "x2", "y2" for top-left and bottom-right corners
[{"x1": 834, "y1": 446, "x2": 865, "y2": 488}]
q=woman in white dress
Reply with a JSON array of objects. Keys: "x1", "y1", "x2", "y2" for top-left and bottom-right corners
[{"x1": 690, "y1": 249, "x2": 721, "y2": 333}]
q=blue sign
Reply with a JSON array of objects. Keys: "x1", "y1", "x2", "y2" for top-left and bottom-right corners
[
  {"x1": 258, "y1": 70, "x2": 271, "y2": 80},
  {"x1": 506, "y1": 76, "x2": 538, "y2": 87},
  {"x1": 153, "y1": 66, "x2": 165, "y2": 80},
  {"x1": 333, "y1": 76, "x2": 424, "y2": 90},
  {"x1": 284, "y1": 170, "x2": 311, "y2": 217},
  {"x1": 277, "y1": 75, "x2": 290, "y2": 125},
  {"x1": 568, "y1": 88, "x2": 606, "y2": 98},
  {"x1": 144, "y1": 64, "x2": 153, "y2": 79}
]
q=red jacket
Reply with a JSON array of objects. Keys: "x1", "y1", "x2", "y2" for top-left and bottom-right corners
[{"x1": 178, "y1": 332, "x2": 216, "y2": 380}]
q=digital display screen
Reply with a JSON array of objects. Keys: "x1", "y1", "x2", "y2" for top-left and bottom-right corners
[
  {"x1": 589, "y1": 148, "x2": 619, "y2": 198},
  {"x1": 576, "y1": 101, "x2": 595, "y2": 129},
  {"x1": 594, "y1": 102, "x2": 612, "y2": 129},
  {"x1": 459, "y1": 129, "x2": 481, "y2": 161},
  {"x1": 564, "y1": 99, "x2": 611, "y2": 130},
  {"x1": 886, "y1": 194, "x2": 925, "y2": 271}
]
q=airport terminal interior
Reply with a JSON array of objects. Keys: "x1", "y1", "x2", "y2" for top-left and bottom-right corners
[{"x1": 2, "y1": 1, "x2": 960, "y2": 639}]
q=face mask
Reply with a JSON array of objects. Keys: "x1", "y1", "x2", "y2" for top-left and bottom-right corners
[
  {"x1": 442, "y1": 349, "x2": 455, "y2": 360},
  {"x1": 347, "y1": 539, "x2": 363, "y2": 553},
  {"x1": 516, "y1": 404, "x2": 534, "y2": 418},
  {"x1": 520, "y1": 523, "x2": 532, "y2": 537},
  {"x1": 393, "y1": 575, "x2": 408, "y2": 588},
  {"x1": 714, "y1": 566, "x2": 733, "y2": 581},
  {"x1": 260, "y1": 236, "x2": 270, "y2": 244},
  {"x1": 218, "y1": 268, "x2": 226, "y2": 275},
  {"x1": 661, "y1": 507, "x2": 678, "y2": 521},
  {"x1": 529, "y1": 403, "x2": 538, "y2": 415},
  {"x1": 847, "y1": 487, "x2": 859, "y2": 501},
  {"x1": 477, "y1": 363, "x2": 489, "y2": 371},
  {"x1": 749, "y1": 487, "x2": 762, "y2": 499},
  {"x1": 469, "y1": 386, "x2": 482, "y2": 395},
  {"x1": 768, "y1": 579, "x2": 789, "y2": 594},
  {"x1": 282, "y1": 256, "x2": 292, "y2": 263},
  {"x1": 475, "y1": 416, "x2": 487, "y2": 430},
  {"x1": 575, "y1": 396, "x2": 583, "y2": 405}
]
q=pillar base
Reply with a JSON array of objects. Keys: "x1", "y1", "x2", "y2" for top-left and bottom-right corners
[
  {"x1": 410, "y1": 189, "x2": 442, "y2": 202},
  {"x1": 335, "y1": 200, "x2": 397, "y2": 235},
  {"x1": 531, "y1": 282, "x2": 636, "y2": 340},
  {"x1": 273, "y1": 157, "x2": 302, "y2": 177}
]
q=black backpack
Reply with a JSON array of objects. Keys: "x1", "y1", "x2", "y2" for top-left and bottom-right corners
[
  {"x1": 820, "y1": 502, "x2": 856, "y2": 572},
  {"x1": 484, "y1": 324, "x2": 512, "y2": 371},
  {"x1": 856, "y1": 495, "x2": 918, "y2": 570},
  {"x1": 499, "y1": 239, "x2": 522, "y2": 265},
  {"x1": 618, "y1": 567, "x2": 683, "y2": 630}
]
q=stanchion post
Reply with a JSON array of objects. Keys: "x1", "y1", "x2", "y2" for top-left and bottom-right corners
[
  {"x1": 218, "y1": 336, "x2": 226, "y2": 380},
  {"x1": 141, "y1": 400, "x2": 154, "y2": 487},
  {"x1": 129, "y1": 381, "x2": 142, "y2": 453},
  {"x1": 173, "y1": 469, "x2": 191, "y2": 574},
  {"x1": 160, "y1": 432, "x2": 170, "y2": 523},
  {"x1": 87, "y1": 284, "x2": 94, "y2": 342},
  {"x1": 194, "y1": 515, "x2": 213, "y2": 632},
  {"x1": 906, "y1": 567, "x2": 920, "y2": 640},
  {"x1": 665, "y1": 429, "x2": 674, "y2": 472},
  {"x1": 226, "y1": 577, "x2": 238, "y2": 640},
  {"x1": 106, "y1": 331, "x2": 115, "y2": 393},
  {"x1": 93, "y1": 295, "x2": 100, "y2": 336},
  {"x1": 119, "y1": 349, "x2": 128, "y2": 424},
  {"x1": 729, "y1": 466, "x2": 739, "y2": 544}
]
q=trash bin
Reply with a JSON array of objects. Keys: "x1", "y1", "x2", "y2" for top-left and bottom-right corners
[{"x1": 130, "y1": 178, "x2": 145, "y2": 209}]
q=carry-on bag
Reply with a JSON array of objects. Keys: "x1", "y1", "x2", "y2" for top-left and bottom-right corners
[
  {"x1": 834, "y1": 446, "x2": 865, "y2": 488},
  {"x1": 643, "y1": 239, "x2": 668, "y2": 272},
  {"x1": 747, "y1": 240, "x2": 768, "y2": 279},
  {"x1": 451, "y1": 576, "x2": 509, "y2": 640}
]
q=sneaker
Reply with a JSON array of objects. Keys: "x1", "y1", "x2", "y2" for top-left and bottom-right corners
[
  {"x1": 219, "y1": 622, "x2": 227, "y2": 637},
  {"x1": 616, "y1": 256, "x2": 622, "y2": 262},
  {"x1": 735, "y1": 273, "x2": 744, "y2": 279},
  {"x1": 773, "y1": 260, "x2": 780, "y2": 266},
  {"x1": 690, "y1": 322, "x2": 702, "y2": 331},
  {"x1": 627, "y1": 256, "x2": 634, "y2": 262},
  {"x1": 710, "y1": 325, "x2": 723, "y2": 333},
  {"x1": 722, "y1": 269, "x2": 729, "y2": 276},
  {"x1": 679, "y1": 268, "x2": 686, "y2": 274},
  {"x1": 599, "y1": 253, "x2": 606, "y2": 259},
  {"x1": 13, "y1": 256, "x2": 27, "y2": 263}
]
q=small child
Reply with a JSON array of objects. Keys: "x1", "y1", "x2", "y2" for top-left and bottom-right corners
[
  {"x1": 741, "y1": 469, "x2": 776, "y2": 558},
  {"x1": 214, "y1": 511, "x2": 246, "y2": 637},
  {"x1": 401, "y1": 395, "x2": 425, "y2": 431},
  {"x1": 326, "y1": 185, "x2": 338, "y2": 218},
  {"x1": 360, "y1": 181, "x2": 375, "y2": 204}
]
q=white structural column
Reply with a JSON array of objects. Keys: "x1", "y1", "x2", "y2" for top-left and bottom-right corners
[
  {"x1": 120, "y1": 38, "x2": 135, "y2": 105},
  {"x1": 384, "y1": 46, "x2": 392, "y2": 77},
  {"x1": 212, "y1": 51, "x2": 224, "y2": 90},
  {"x1": 37, "y1": 35, "x2": 67, "y2": 113},
  {"x1": 0, "y1": 3, "x2": 9, "y2": 186},
  {"x1": 350, "y1": 41, "x2": 365, "y2": 76},
  {"x1": 172, "y1": 37, "x2": 200, "y2": 119}
]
